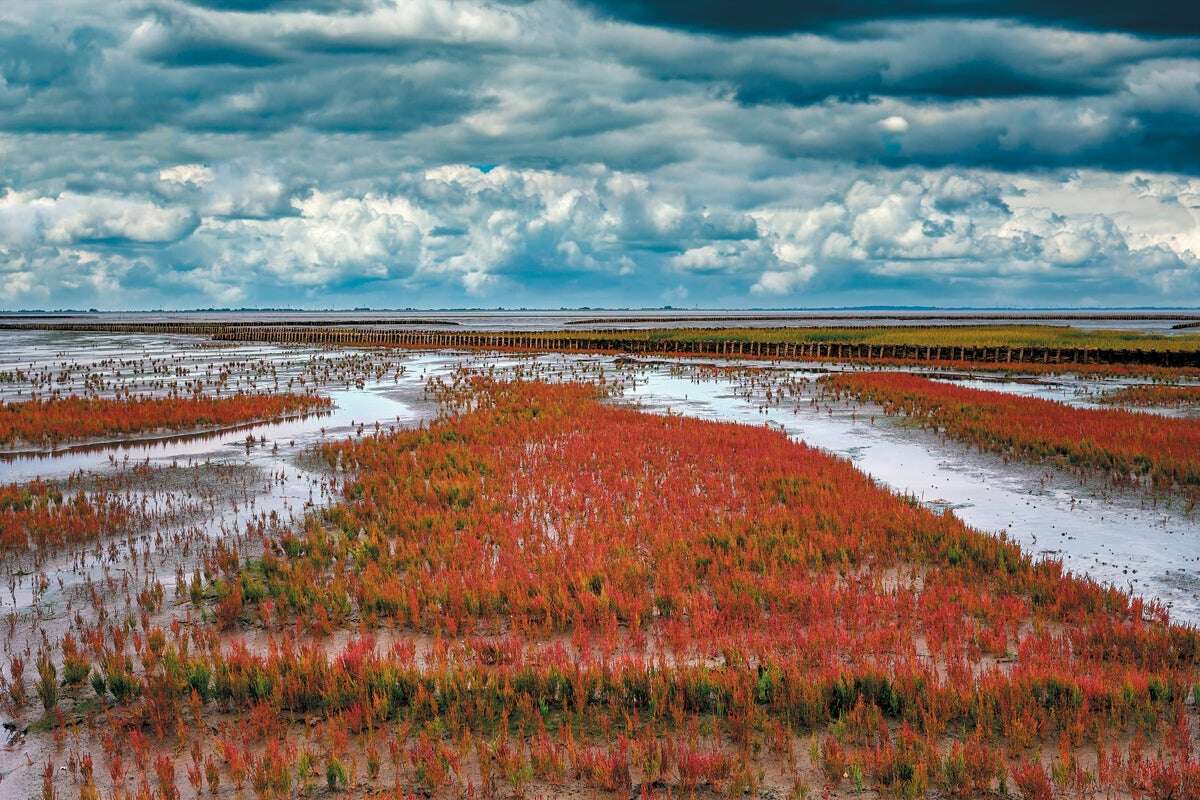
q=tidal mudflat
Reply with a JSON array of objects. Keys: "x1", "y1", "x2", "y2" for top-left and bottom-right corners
[{"x1": 1, "y1": 330, "x2": 1197, "y2": 799}]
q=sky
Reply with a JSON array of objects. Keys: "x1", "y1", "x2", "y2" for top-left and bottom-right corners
[{"x1": 1, "y1": 0, "x2": 1198, "y2": 310}]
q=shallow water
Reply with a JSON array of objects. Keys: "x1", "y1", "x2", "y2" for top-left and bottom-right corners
[
  {"x1": 0, "y1": 388, "x2": 416, "y2": 483},
  {"x1": 2, "y1": 332, "x2": 1198, "y2": 626}
]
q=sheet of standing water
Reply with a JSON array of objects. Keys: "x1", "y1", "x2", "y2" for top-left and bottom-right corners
[{"x1": 2, "y1": 332, "x2": 1197, "y2": 627}]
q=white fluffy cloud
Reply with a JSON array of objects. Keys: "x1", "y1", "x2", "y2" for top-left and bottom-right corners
[
  {"x1": 0, "y1": 190, "x2": 197, "y2": 246},
  {"x1": 752, "y1": 266, "x2": 817, "y2": 294},
  {"x1": 158, "y1": 164, "x2": 214, "y2": 187},
  {"x1": 2, "y1": 163, "x2": 1198, "y2": 307},
  {"x1": 178, "y1": 164, "x2": 754, "y2": 295}
]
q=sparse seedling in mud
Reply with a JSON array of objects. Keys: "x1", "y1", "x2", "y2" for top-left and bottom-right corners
[
  {"x1": 326, "y1": 755, "x2": 348, "y2": 792},
  {"x1": 88, "y1": 671, "x2": 105, "y2": 699},
  {"x1": 59, "y1": 634, "x2": 89, "y2": 686},
  {"x1": 8, "y1": 654, "x2": 26, "y2": 708},
  {"x1": 34, "y1": 650, "x2": 57, "y2": 711}
]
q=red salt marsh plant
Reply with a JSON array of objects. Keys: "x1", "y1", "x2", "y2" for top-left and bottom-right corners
[
  {"x1": 0, "y1": 391, "x2": 330, "y2": 447},
  {"x1": 1099, "y1": 383, "x2": 1200, "y2": 407},
  {"x1": 198, "y1": 386, "x2": 1193, "y2": 766},
  {"x1": 0, "y1": 479, "x2": 131, "y2": 551},
  {"x1": 42, "y1": 378, "x2": 1199, "y2": 799},
  {"x1": 823, "y1": 371, "x2": 1200, "y2": 493}
]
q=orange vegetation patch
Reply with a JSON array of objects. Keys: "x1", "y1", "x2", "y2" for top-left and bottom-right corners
[
  {"x1": 1099, "y1": 384, "x2": 1200, "y2": 407},
  {"x1": 0, "y1": 479, "x2": 131, "y2": 551},
  {"x1": 824, "y1": 372, "x2": 1200, "y2": 493},
  {"x1": 0, "y1": 392, "x2": 331, "y2": 447}
]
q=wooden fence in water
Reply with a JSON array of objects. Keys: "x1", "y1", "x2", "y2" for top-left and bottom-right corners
[{"x1": 4, "y1": 322, "x2": 1200, "y2": 367}]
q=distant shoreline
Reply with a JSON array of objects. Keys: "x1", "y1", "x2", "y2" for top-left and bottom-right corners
[{"x1": 5, "y1": 305, "x2": 1200, "y2": 316}]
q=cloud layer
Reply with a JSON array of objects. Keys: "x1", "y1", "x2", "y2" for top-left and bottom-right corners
[{"x1": 1, "y1": 0, "x2": 1197, "y2": 308}]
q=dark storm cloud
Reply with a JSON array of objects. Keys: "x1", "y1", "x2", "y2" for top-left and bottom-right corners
[
  {"x1": 694, "y1": 23, "x2": 1164, "y2": 105},
  {"x1": 580, "y1": 0, "x2": 1200, "y2": 37},
  {"x1": 1, "y1": 2, "x2": 1195, "y2": 172},
  {"x1": 0, "y1": 28, "x2": 114, "y2": 90},
  {"x1": 726, "y1": 92, "x2": 1200, "y2": 174},
  {"x1": 173, "y1": 66, "x2": 483, "y2": 134},
  {"x1": 603, "y1": 18, "x2": 1200, "y2": 166},
  {"x1": 133, "y1": 10, "x2": 287, "y2": 67}
]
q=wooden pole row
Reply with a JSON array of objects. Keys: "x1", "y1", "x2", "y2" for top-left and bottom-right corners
[{"x1": 4, "y1": 322, "x2": 1199, "y2": 367}]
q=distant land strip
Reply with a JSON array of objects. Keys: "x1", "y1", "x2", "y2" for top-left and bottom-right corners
[
  {"x1": 568, "y1": 312, "x2": 1200, "y2": 324},
  {"x1": 214, "y1": 326, "x2": 1200, "y2": 368},
  {"x1": 0, "y1": 318, "x2": 460, "y2": 328},
  {"x1": 7, "y1": 321, "x2": 1200, "y2": 368}
]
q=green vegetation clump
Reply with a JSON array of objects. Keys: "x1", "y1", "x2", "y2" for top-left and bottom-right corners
[{"x1": 543, "y1": 324, "x2": 1200, "y2": 352}]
